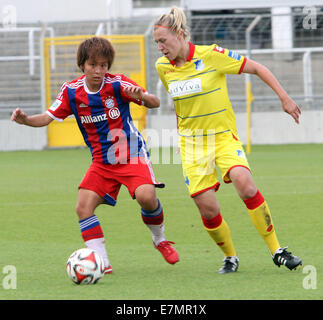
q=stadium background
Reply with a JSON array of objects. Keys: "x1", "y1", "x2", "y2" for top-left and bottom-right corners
[{"x1": 1, "y1": 0, "x2": 323, "y2": 151}]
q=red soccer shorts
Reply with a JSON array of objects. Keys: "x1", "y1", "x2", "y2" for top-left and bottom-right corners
[{"x1": 79, "y1": 157, "x2": 164, "y2": 206}]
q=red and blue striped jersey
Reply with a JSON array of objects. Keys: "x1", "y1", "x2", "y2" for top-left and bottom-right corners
[{"x1": 47, "y1": 73, "x2": 149, "y2": 164}]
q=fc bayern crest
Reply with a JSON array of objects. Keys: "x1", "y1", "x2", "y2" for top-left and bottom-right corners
[{"x1": 104, "y1": 97, "x2": 115, "y2": 109}]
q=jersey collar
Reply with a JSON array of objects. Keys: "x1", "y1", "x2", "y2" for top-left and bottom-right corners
[
  {"x1": 84, "y1": 76, "x2": 105, "y2": 94},
  {"x1": 170, "y1": 41, "x2": 195, "y2": 66}
]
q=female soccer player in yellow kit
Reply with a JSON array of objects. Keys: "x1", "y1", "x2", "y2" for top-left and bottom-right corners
[{"x1": 154, "y1": 7, "x2": 302, "y2": 273}]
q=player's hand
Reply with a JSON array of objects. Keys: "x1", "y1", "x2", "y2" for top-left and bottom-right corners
[
  {"x1": 124, "y1": 86, "x2": 144, "y2": 101},
  {"x1": 11, "y1": 108, "x2": 28, "y2": 125},
  {"x1": 281, "y1": 97, "x2": 301, "y2": 124}
]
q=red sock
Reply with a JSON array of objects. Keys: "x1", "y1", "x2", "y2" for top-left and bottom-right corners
[
  {"x1": 79, "y1": 215, "x2": 104, "y2": 241},
  {"x1": 243, "y1": 190, "x2": 265, "y2": 210},
  {"x1": 201, "y1": 213, "x2": 223, "y2": 229}
]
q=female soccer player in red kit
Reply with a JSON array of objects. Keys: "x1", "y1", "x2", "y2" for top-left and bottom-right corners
[
  {"x1": 11, "y1": 37, "x2": 179, "y2": 273},
  {"x1": 153, "y1": 7, "x2": 302, "y2": 273}
]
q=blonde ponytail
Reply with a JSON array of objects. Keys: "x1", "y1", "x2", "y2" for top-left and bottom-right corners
[{"x1": 154, "y1": 6, "x2": 190, "y2": 41}]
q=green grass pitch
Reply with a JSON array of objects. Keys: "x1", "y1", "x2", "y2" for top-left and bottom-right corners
[{"x1": 0, "y1": 144, "x2": 322, "y2": 300}]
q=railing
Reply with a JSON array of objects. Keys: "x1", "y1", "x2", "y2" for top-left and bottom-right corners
[
  {"x1": 0, "y1": 27, "x2": 56, "y2": 76},
  {"x1": 156, "y1": 46, "x2": 323, "y2": 114},
  {"x1": 244, "y1": 47, "x2": 323, "y2": 106}
]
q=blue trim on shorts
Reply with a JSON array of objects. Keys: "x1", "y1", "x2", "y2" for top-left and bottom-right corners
[{"x1": 103, "y1": 193, "x2": 117, "y2": 206}]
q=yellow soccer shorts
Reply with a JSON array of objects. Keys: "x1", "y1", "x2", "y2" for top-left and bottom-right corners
[{"x1": 180, "y1": 131, "x2": 251, "y2": 197}]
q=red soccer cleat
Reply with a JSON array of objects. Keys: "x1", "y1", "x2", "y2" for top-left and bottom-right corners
[
  {"x1": 104, "y1": 265, "x2": 113, "y2": 274},
  {"x1": 154, "y1": 241, "x2": 179, "y2": 264}
]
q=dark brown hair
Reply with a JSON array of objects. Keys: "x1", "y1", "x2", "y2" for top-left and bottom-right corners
[{"x1": 77, "y1": 37, "x2": 115, "y2": 71}]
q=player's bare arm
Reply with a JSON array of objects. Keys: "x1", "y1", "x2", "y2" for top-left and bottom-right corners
[
  {"x1": 11, "y1": 108, "x2": 53, "y2": 127},
  {"x1": 124, "y1": 86, "x2": 160, "y2": 109},
  {"x1": 242, "y1": 59, "x2": 301, "y2": 124}
]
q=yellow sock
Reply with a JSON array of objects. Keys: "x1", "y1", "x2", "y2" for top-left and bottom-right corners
[
  {"x1": 202, "y1": 214, "x2": 236, "y2": 257},
  {"x1": 244, "y1": 191, "x2": 280, "y2": 254}
]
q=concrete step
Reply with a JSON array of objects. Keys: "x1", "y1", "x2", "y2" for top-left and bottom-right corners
[
  {"x1": 0, "y1": 85, "x2": 41, "y2": 94},
  {"x1": 0, "y1": 94, "x2": 41, "y2": 101}
]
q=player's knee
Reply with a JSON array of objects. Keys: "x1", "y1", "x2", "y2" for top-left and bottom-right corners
[
  {"x1": 135, "y1": 185, "x2": 158, "y2": 210},
  {"x1": 75, "y1": 204, "x2": 85, "y2": 219},
  {"x1": 232, "y1": 173, "x2": 257, "y2": 199},
  {"x1": 136, "y1": 193, "x2": 158, "y2": 211},
  {"x1": 75, "y1": 203, "x2": 92, "y2": 220},
  {"x1": 138, "y1": 196, "x2": 158, "y2": 211},
  {"x1": 195, "y1": 200, "x2": 220, "y2": 218},
  {"x1": 239, "y1": 184, "x2": 258, "y2": 200}
]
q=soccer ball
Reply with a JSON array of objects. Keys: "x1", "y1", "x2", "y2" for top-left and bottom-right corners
[{"x1": 66, "y1": 248, "x2": 105, "y2": 285}]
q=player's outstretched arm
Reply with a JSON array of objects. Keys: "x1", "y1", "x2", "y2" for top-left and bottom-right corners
[
  {"x1": 124, "y1": 86, "x2": 160, "y2": 109},
  {"x1": 242, "y1": 59, "x2": 301, "y2": 124},
  {"x1": 11, "y1": 108, "x2": 53, "y2": 127}
]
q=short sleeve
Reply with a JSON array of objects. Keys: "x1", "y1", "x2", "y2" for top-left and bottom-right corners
[
  {"x1": 211, "y1": 45, "x2": 247, "y2": 75},
  {"x1": 119, "y1": 75, "x2": 146, "y2": 105},
  {"x1": 46, "y1": 82, "x2": 72, "y2": 122}
]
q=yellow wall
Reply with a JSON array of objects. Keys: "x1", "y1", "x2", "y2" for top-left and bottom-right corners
[{"x1": 48, "y1": 118, "x2": 86, "y2": 147}]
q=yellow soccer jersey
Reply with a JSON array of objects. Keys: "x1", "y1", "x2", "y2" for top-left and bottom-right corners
[{"x1": 155, "y1": 42, "x2": 246, "y2": 137}]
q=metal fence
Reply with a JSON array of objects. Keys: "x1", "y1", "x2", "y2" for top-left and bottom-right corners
[
  {"x1": 148, "y1": 10, "x2": 323, "y2": 115},
  {"x1": 0, "y1": 10, "x2": 322, "y2": 119}
]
